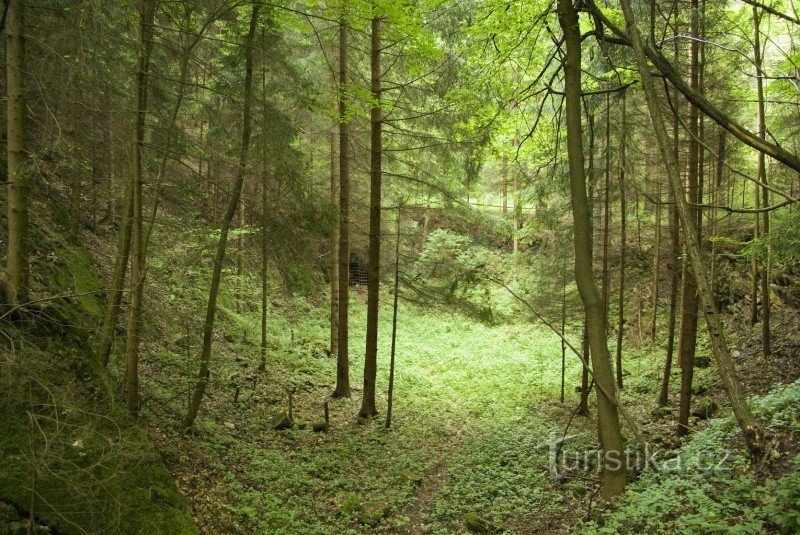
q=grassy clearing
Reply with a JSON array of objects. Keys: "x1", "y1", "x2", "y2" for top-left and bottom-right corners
[{"x1": 140, "y1": 287, "x2": 603, "y2": 533}]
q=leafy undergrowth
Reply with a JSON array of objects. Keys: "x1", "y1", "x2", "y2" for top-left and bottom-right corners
[
  {"x1": 582, "y1": 379, "x2": 800, "y2": 534},
  {"x1": 140, "y1": 286, "x2": 607, "y2": 534}
]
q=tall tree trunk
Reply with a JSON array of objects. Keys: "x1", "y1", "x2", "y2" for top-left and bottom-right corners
[
  {"x1": 359, "y1": 14, "x2": 382, "y2": 419},
  {"x1": 333, "y1": 5, "x2": 351, "y2": 398},
  {"x1": 236, "y1": 200, "x2": 245, "y2": 314},
  {"x1": 512, "y1": 135, "x2": 520, "y2": 254},
  {"x1": 501, "y1": 153, "x2": 508, "y2": 216},
  {"x1": 5, "y1": 0, "x2": 29, "y2": 306},
  {"x1": 750, "y1": 183, "x2": 760, "y2": 325},
  {"x1": 97, "y1": 181, "x2": 133, "y2": 365},
  {"x1": 615, "y1": 92, "x2": 627, "y2": 389},
  {"x1": 650, "y1": 180, "x2": 661, "y2": 342},
  {"x1": 123, "y1": 0, "x2": 157, "y2": 415},
  {"x1": 259, "y1": 177, "x2": 268, "y2": 372},
  {"x1": 619, "y1": 0, "x2": 763, "y2": 453},
  {"x1": 329, "y1": 40, "x2": 340, "y2": 360},
  {"x1": 578, "y1": 109, "x2": 595, "y2": 417},
  {"x1": 557, "y1": 0, "x2": 626, "y2": 498},
  {"x1": 560, "y1": 268, "x2": 567, "y2": 403},
  {"x1": 753, "y1": 7, "x2": 771, "y2": 357},
  {"x1": 385, "y1": 209, "x2": 401, "y2": 429},
  {"x1": 99, "y1": 18, "x2": 196, "y2": 367},
  {"x1": 710, "y1": 131, "x2": 725, "y2": 291},
  {"x1": 184, "y1": 4, "x2": 259, "y2": 428},
  {"x1": 677, "y1": 0, "x2": 702, "y2": 436},
  {"x1": 659, "y1": 10, "x2": 682, "y2": 407},
  {"x1": 602, "y1": 94, "x2": 611, "y2": 331}
]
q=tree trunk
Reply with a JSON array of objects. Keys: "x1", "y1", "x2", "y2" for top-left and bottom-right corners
[
  {"x1": 650, "y1": 180, "x2": 661, "y2": 342},
  {"x1": 615, "y1": 92, "x2": 627, "y2": 389},
  {"x1": 333, "y1": 4, "x2": 351, "y2": 398},
  {"x1": 659, "y1": 11, "x2": 682, "y2": 407},
  {"x1": 578, "y1": 108, "x2": 596, "y2": 417},
  {"x1": 5, "y1": 0, "x2": 29, "y2": 306},
  {"x1": 619, "y1": 0, "x2": 763, "y2": 453},
  {"x1": 97, "y1": 181, "x2": 133, "y2": 366},
  {"x1": 259, "y1": 177, "x2": 267, "y2": 372},
  {"x1": 753, "y1": 7, "x2": 771, "y2": 357},
  {"x1": 236, "y1": 199, "x2": 245, "y2": 314},
  {"x1": 501, "y1": 152, "x2": 508, "y2": 216},
  {"x1": 676, "y1": 0, "x2": 702, "y2": 436},
  {"x1": 710, "y1": 131, "x2": 725, "y2": 291},
  {"x1": 123, "y1": 0, "x2": 157, "y2": 415},
  {"x1": 385, "y1": 210, "x2": 401, "y2": 429},
  {"x1": 557, "y1": 0, "x2": 626, "y2": 498},
  {"x1": 184, "y1": 4, "x2": 259, "y2": 428},
  {"x1": 602, "y1": 94, "x2": 611, "y2": 332},
  {"x1": 359, "y1": 14, "x2": 382, "y2": 419},
  {"x1": 329, "y1": 39, "x2": 340, "y2": 360}
]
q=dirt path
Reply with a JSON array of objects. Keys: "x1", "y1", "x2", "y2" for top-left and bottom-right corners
[{"x1": 402, "y1": 457, "x2": 452, "y2": 534}]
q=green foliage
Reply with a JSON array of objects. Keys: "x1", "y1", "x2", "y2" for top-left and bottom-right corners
[
  {"x1": 764, "y1": 457, "x2": 800, "y2": 533},
  {"x1": 408, "y1": 229, "x2": 503, "y2": 321},
  {"x1": 583, "y1": 379, "x2": 800, "y2": 534},
  {"x1": 750, "y1": 210, "x2": 800, "y2": 267}
]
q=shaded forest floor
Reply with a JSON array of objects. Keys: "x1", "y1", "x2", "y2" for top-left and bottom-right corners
[
  {"x1": 140, "y1": 294, "x2": 584, "y2": 533},
  {"x1": 132, "y1": 287, "x2": 800, "y2": 533}
]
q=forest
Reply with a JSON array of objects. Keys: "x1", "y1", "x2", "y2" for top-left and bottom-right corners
[{"x1": 1, "y1": 0, "x2": 800, "y2": 532}]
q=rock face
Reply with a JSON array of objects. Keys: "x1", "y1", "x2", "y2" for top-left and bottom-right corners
[
  {"x1": 464, "y1": 512, "x2": 493, "y2": 533},
  {"x1": 272, "y1": 413, "x2": 294, "y2": 430},
  {"x1": 692, "y1": 400, "x2": 719, "y2": 419},
  {"x1": 0, "y1": 241, "x2": 197, "y2": 535}
]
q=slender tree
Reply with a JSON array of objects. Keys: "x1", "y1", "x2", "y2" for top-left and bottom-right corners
[
  {"x1": 650, "y1": 180, "x2": 661, "y2": 342},
  {"x1": 615, "y1": 91, "x2": 627, "y2": 389},
  {"x1": 385, "y1": 209, "x2": 401, "y2": 429},
  {"x1": 333, "y1": 2, "x2": 351, "y2": 398},
  {"x1": 619, "y1": 0, "x2": 763, "y2": 453},
  {"x1": 558, "y1": 0, "x2": 627, "y2": 498},
  {"x1": 123, "y1": 0, "x2": 158, "y2": 414},
  {"x1": 329, "y1": 38, "x2": 340, "y2": 360},
  {"x1": 185, "y1": 3, "x2": 260, "y2": 428},
  {"x1": 752, "y1": 7, "x2": 771, "y2": 357},
  {"x1": 676, "y1": 0, "x2": 702, "y2": 436},
  {"x1": 359, "y1": 12, "x2": 382, "y2": 419}
]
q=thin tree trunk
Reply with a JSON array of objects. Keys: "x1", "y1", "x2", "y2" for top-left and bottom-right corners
[
  {"x1": 615, "y1": 92, "x2": 627, "y2": 389},
  {"x1": 97, "y1": 181, "x2": 133, "y2": 365},
  {"x1": 5, "y1": 0, "x2": 29, "y2": 305},
  {"x1": 578, "y1": 107, "x2": 595, "y2": 417},
  {"x1": 602, "y1": 94, "x2": 611, "y2": 332},
  {"x1": 501, "y1": 153, "x2": 508, "y2": 216},
  {"x1": 184, "y1": 4, "x2": 259, "y2": 428},
  {"x1": 333, "y1": 4, "x2": 351, "y2": 398},
  {"x1": 329, "y1": 40, "x2": 339, "y2": 360},
  {"x1": 753, "y1": 7, "x2": 771, "y2": 357},
  {"x1": 677, "y1": 0, "x2": 702, "y2": 436},
  {"x1": 259, "y1": 177, "x2": 267, "y2": 372},
  {"x1": 385, "y1": 210, "x2": 401, "y2": 429},
  {"x1": 123, "y1": 0, "x2": 157, "y2": 415},
  {"x1": 710, "y1": 131, "x2": 725, "y2": 292},
  {"x1": 359, "y1": 13, "x2": 382, "y2": 419},
  {"x1": 557, "y1": 0, "x2": 627, "y2": 498},
  {"x1": 619, "y1": 0, "x2": 763, "y2": 453},
  {"x1": 650, "y1": 180, "x2": 661, "y2": 341},
  {"x1": 660, "y1": 8, "x2": 682, "y2": 407},
  {"x1": 236, "y1": 199, "x2": 244, "y2": 314},
  {"x1": 560, "y1": 267, "x2": 567, "y2": 403}
]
